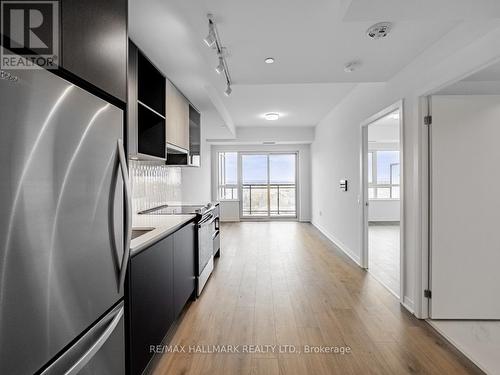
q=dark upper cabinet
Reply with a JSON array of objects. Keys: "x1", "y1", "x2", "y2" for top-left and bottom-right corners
[
  {"x1": 60, "y1": 0, "x2": 127, "y2": 102},
  {"x1": 128, "y1": 235, "x2": 174, "y2": 375},
  {"x1": 128, "y1": 39, "x2": 167, "y2": 160},
  {"x1": 173, "y1": 223, "x2": 196, "y2": 318}
]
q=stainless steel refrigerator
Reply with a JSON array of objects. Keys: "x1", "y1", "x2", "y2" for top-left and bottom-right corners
[{"x1": 0, "y1": 65, "x2": 131, "y2": 374}]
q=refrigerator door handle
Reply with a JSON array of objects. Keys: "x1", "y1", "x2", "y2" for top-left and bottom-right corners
[
  {"x1": 117, "y1": 139, "x2": 132, "y2": 293},
  {"x1": 41, "y1": 303, "x2": 124, "y2": 375}
]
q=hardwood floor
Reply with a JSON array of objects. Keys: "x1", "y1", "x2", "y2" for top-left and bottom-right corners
[
  {"x1": 152, "y1": 222, "x2": 482, "y2": 375},
  {"x1": 368, "y1": 222, "x2": 400, "y2": 296}
]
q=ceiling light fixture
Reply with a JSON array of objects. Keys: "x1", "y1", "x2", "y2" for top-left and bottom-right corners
[
  {"x1": 264, "y1": 57, "x2": 275, "y2": 64},
  {"x1": 264, "y1": 113, "x2": 279, "y2": 121},
  {"x1": 203, "y1": 23, "x2": 216, "y2": 47},
  {"x1": 204, "y1": 14, "x2": 233, "y2": 97},
  {"x1": 366, "y1": 22, "x2": 393, "y2": 39},
  {"x1": 344, "y1": 61, "x2": 360, "y2": 73},
  {"x1": 215, "y1": 56, "x2": 225, "y2": 74},
  {"x1": 389, "y1": 112, "x2": 399, "y2": 120}
]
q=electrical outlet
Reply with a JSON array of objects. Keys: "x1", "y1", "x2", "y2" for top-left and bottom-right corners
[{"x1": 319, "y1": 210, "x2": 322, "y2": 216}]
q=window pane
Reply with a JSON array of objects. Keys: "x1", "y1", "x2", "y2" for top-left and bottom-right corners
[
  {"x1": 242, "y1": 155, "x2": 268, "y2": 215},
  {"x1": 377, "y1": 187, "x2": 391, "y2": 199},
  {"x1": 368, "y1": 187, "x2": 375, "y2": 199},
  {"x1": 224, "y1": 152, "x2": 238, "y2": 185},
  {"x1": 391, "y1": 163, "x2": 400, "y2": 185},
  {"x1": 391, "y1": 186, "x2": 400, "y2": 199},
  {"x1": 368, "y1": 152, "x2": 373, "y2": 184},
  {"x1": 269, "y1": 154, "x2": 295, "y2": 184},
  {"x1": 242, "y1": 155, "x2": 268, "y2": 184},
  {"x1": 376, "y1": 151, "x2": 399, "y2": 184}
]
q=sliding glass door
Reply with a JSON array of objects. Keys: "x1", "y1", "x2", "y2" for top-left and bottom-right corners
[{"x1": 240, "y1": 153, "x2": 297, "y2": 219}]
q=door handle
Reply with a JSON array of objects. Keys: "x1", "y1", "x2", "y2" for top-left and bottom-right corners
[
  {"x1": 64, "y1": 305, "x2": 124, "y2": 375},
  {"x1": 117, "y1": 139, "x2": 132, "y2": 293},
  {"x1": 41, "y1": 303, "x2": 124, "y2": 375}
]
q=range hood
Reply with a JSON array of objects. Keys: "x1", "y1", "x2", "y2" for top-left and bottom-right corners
[{"x1": 165, "y1": 143, "x2": 200, "y2": 167}]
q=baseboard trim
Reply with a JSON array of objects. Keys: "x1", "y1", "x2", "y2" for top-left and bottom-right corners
[
  {"x1": 402, "y1": 297, "x2": 415, "y2": 314},
  {"x1": 311, "y1": 221, "x2": 362, "y2": 267}
]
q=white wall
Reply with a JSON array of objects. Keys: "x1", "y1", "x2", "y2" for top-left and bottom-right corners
[
  {"x1": 208, "y1": 125, "x2": 315, "y2": 144},
  {"x1": 311, "y1": 21, "x2": 500, "y2": 374},
  {"x1": 219, "y1": 200, "x2": 240, "y2": 222},
  {"x1": 180, "y1": 129, "x2": 212, "y2": 203},
  {"x1": 368, "y1": 200, "x2": 400, "y2": 222},
  {"x1": 212, "y1": 143, "x2": 311, "y2": 222}
]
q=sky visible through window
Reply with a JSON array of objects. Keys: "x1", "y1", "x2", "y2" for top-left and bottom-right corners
[
  {"x1": 224, "y1": 152, "x2": 238, "y2": 185},
  {"x1": 242, "y1": 154, "x2": 295, "y2": 184},
  {"x1": 376, "y1": 151, "x2": 399, "y2": 184}
]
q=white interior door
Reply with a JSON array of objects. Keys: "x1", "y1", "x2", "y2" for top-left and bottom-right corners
[{"x1": 430, "y1": 95, "x2": 500, "y2": 319}]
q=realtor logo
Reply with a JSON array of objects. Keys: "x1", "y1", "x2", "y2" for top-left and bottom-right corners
[{"x1": 1, "y1": 0, "x2": 59, "y2": 69}]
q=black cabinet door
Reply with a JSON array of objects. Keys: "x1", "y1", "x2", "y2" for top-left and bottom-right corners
[
  {"x1": 129, "y1": 236, "x2": 174, "y2": 375},
  {"x1": 60, "y1": 0, "x2": 127, "y2": 102},
  {"x1": 173, "y1": 223, "x2": 196, "y2": 318}
]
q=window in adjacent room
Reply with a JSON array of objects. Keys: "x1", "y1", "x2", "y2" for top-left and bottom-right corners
[
  {"x1": 217, "y1": 152, "x2": 238, "y2": 200},
  {"x1": 368, "y1": 150, "x2": 400, "y2": 199}
]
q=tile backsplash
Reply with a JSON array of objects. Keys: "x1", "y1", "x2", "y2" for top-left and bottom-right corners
[{"x1": 129, "y1": 160, "x2": 182, "y2": 214}]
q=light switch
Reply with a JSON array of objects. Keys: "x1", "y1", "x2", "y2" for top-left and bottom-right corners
[{"x1": 340, "y1": 179, "x2": 348, "y2": 191}]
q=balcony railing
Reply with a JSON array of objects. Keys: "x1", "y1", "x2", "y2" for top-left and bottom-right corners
[{"x1": 242, "y1": 183, "x2": 296, "y2": 217}]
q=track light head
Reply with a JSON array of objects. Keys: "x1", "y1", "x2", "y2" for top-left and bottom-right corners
[
  {"x1": 204, "y1": 23, "x2": 216, "y2": 47},
  {"x1": 224, "y1": 85, "x2": 232, "y2": 96},
  {"x1": 215, "y1": 56, "x2": 225, "y2": 74}
]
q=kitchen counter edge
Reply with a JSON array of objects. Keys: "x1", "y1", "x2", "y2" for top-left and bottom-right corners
[{"x1": 130, "y1": 214, "x2": 197, "y2": 257}]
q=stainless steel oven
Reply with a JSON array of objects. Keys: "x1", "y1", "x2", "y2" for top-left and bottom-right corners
[{"x1": 197, "y1": 209, "x2": 215, "y2": 295}]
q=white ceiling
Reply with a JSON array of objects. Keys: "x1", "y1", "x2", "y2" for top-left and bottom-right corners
[
  {"x1": 225, "y1": 83, "x2": 355, "y2": 127},
  {"x1": 129, "y1": 0, "x2": 473, "y2": 133}
]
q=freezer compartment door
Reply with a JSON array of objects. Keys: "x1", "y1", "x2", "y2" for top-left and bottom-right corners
[
  {"x1": 0, "y1": 66, "x2": 129, "y2": 374},
  {"x1": 41, "y1": 302, "x2": 125, "y2": 375}
]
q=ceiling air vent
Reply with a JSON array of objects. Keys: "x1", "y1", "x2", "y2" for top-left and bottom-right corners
[
  {"x1": 263, "y1": 141, "x2": 276, "y2": 145},
  {"x1": 366, "y1": 22, "x2": 393, "y2": 39}
]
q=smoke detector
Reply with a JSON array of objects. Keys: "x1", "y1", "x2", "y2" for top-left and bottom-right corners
[{"x1": 366, "y1": 22, "x2": 393, "y2": 39}]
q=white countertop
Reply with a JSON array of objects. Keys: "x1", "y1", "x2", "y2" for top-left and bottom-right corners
[{"x1": 130, "y1": 214, "x2": 196, "y2": 256}]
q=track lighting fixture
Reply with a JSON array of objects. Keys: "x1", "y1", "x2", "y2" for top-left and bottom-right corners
[
  {"x1": 215, "y1": 56, "x2": 225, "y2": 74},
  {"x1": 203, "y1": 13, "x2": 233, "y2": 97},
  {"x1": 204, "y1": 23, "x2": 216, "y2": 47}
]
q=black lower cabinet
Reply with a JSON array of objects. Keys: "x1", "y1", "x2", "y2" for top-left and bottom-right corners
[
  {"x1": 128, "y1": 222, "x2": 196, "y2": 375},
  {"x1": 128, "y1": 235, "x2": 174, "y2": 375},
  {"x1": 173, "y1": 223, "x2": 196, "y2": 318}
]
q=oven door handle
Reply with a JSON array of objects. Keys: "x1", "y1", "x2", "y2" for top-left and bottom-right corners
[{"x1": 198, "y1": 214, "x2": 214, "y2": 227}]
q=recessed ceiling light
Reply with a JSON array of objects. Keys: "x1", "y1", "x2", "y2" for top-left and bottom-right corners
[
  {"x1": 264, "y1": 57, "x2": 275, "y2": 64},
  {"x1": 264, "y1": 113, "x2": 279, "y2": 121},
  {"x1": 389, "y1": 112, "x2": 399, "y2": 120}
]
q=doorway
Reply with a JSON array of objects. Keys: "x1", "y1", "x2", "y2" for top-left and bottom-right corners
[
  {"x1": 361, "y1": 102, "x2": 404, "y2": 298},
  {"x1": 240, "y1": 153, "x2": 297, "y2": 219}
]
